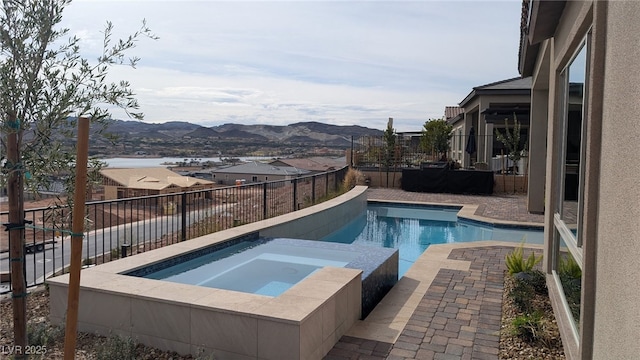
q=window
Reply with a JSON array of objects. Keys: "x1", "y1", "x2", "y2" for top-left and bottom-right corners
[
  {"x1": 556, "y1": 38, "x2": 588, "y2": 251},
  {"x1": 553, "y1": 33, "x2": 590, "y2": 340}
]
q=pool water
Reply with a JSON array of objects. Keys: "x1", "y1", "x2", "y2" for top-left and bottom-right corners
[
  {"x1": 144, "y1": 240, "x2": 359, "y2": 296},
  {"x1": 321, "y1": 203, "x2": 543, "y2": 277},
  {"x1": 141, "y1": 203, "x2": 542, "y2": 296}
]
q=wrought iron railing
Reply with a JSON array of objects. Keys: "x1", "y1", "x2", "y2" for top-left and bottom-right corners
[{"x1": 0, "y1": 166, "x2": 348, "y2": 291}]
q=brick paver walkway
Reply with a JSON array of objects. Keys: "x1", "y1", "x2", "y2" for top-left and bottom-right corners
[{"x1": 324, "y1": 190, "x2": 546, "y2": 360}]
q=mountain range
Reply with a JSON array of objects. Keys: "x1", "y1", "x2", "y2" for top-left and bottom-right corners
[{"x1": 104, "y1": 120, "x2": 383, "y2": 147}]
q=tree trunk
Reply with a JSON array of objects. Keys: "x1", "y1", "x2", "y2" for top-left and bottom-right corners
[{"x1": 7, "y1": 110, "x2": 28, "y2": 356}]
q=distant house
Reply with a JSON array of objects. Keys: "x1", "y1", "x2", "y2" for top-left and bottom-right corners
[
  {"x1": 210, "y1": 161, "x2": 310, "y2": 185},
  {"x1": 447, "y1": 77, "x2": 532, "y2": 169},
  {"x1": 100, "y1": 167, "x2": 215, "y2": 200},
  {"x1": 268, "y1": 157, "x2": 346, "y2": 173}
]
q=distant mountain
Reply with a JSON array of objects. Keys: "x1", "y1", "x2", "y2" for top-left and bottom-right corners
[
  {"x1": 212, "y1": 121, "x2": 382, "y2": 146},
  {"x1": 105, "y1": 120, "x2": 202, "y2": 139},
  {"x1": 183, "y1": 127, "x2": 219, "y2": 139},
  {"x1": 104, "y1": 120, "x2": 382, "y2": 146}
]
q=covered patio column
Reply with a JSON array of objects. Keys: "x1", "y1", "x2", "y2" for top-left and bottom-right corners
[{"x1": 527, "y1": 41, "x2": 551, "y2": 214}]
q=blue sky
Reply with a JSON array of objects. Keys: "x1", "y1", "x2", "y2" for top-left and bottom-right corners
[{"x1": 64, "y1": 0, "x2": 523, "y2": 132}]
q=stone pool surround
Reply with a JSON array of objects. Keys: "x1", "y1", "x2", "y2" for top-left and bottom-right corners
[{"x1": 48, "y1": 186, "x2": 369, "y2": 360}]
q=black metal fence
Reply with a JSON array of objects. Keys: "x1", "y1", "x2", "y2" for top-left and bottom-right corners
[
  {"x1": 0, "y1": 166, "x2": 348, "y2": 291},
  {"x1": 351, "y1": 134, "x2": 526, "y2": 173}
]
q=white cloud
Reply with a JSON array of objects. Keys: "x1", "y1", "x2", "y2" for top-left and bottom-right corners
[{"x1": 63, "y1": 0, "x2": 522, "y2": 132}]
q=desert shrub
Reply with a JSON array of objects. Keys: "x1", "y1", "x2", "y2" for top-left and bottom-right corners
[
  {"x1": 28, "y1": 322, "x2": 64, "y2": 346},
  {"x1": 505, "y1": 241, "x2": 542, "y2": 275},
  {"x1": 110, "y1": 247, "x2": 121, "y2": 260},
  {"x1": 342, "y1": 168, "x2": 366, "y2": 190},
  {"x1": 95, "y1": 334, "x2": 137, "y2": 360}
]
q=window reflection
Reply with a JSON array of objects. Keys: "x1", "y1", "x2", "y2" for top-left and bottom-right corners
[
  {"x1": 557, "y1": 236, "x2": 582, "y2": 326},
  {"x1": 559, "y1": 43, "x2": 587, "y2": 243}
]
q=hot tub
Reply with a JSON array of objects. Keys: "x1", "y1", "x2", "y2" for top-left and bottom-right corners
[{"x1": 126, "y1": 236, "x2": 398, "y2": 315}]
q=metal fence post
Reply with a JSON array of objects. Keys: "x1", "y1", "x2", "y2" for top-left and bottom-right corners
[
  {"x1": 292, "y1": 178, "x2": 298, "y2": 212},
  {"x1": 263, "y1": 183, "x2": 268, "y2": 220},
  {"x1": 181, "y1": 192, "x2": 187, "y2": 242},
  {"x1": 311, "y1": 175, "x2": 316, "y2": 204},
  {"x1": 325, "y1": 172, "x2": 329, "y2": 196}
]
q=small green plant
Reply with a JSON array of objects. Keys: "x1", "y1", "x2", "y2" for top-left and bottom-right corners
[
  {"x1": 511, "y1": 311, "x2": 545, "y2": 343},
  {"x1": 523, "y1": 269, "x2": 547, "y2": 295},
  {"x1": 95, "y1": 334, "x2": 137, "y2": 360},
  {"x1": 505, "y1": 240, "x2": 542, "y2": 275},
  {"x1": 27, "y1": 322, "x2": 64, "y2": 346},
  {"x1": 509, "y1": 279, "x2": 534, "y2": 313},
  {"x1": 194, "y1": 347, "x2": 217, "y2": 360}
]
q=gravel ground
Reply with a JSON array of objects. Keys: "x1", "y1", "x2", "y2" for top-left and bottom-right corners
[
  {"x1": 2, "y1": 271, "x2": 566, "y2": 360},
  {"x1": 499, "y1": 274, "x2": 566, "y2": 359}
]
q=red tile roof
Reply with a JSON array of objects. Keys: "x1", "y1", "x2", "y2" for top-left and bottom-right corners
[{"x1": 444, "y1": 106, "x2": 463, "y2": 121}]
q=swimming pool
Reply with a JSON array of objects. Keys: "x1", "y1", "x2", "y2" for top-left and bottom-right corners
[
  {"x1": 48, "y1": 187, "x2": 543, "y2": 359},
  {"x1": 321, "y1": 203, "x2": 544, "y2": 276}
]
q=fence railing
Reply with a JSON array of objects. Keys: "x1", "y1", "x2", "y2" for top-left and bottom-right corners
[
  {"x1": 0, "y1": 166, "x2": 348, "y2": 292},
  {"x1": 351, "y1": 134, "x2": 527, "y2": 173}
]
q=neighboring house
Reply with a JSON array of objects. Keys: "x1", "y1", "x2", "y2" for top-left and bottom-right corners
[
  {"x1": 447, "y1": 77, "x2": 532, "y2": 169},
  {"x1": 268, "y1": 157, "x2": 346, "y2": 173},
  {"x1": 520, "y1": 1, "x2": 640, "y2": 359},
  {"x1": 210, "y1": 161, "x2": 310, "y2": 185},
  {"x1": 100, "y1": 167, "x2": 215, "y2": 200},
  {"x1": 445, "y1": 106, "x2": 464, "y2": 163}
]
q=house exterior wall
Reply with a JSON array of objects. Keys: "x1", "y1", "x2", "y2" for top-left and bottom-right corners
[
  {"x1": 101, "y1": 184, "x2": 214, "y2": 200},
  {"x1": 459, "y1": 94, "x2": 530, "y2": 167},
  {"x1": 592, "y1": 2, "x2": 640, "y2": 358},
  {"x1": 529, "y1": 1, "x2": 640, "y2": 359},
  {"x1": 212, "y1": 172, "x2": 290, "y2": 185},
  {"x1": 103, "y1": 185, "x2": 118, "y2": 200}
]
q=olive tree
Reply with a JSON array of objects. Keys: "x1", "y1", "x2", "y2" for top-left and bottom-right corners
[
  {"x1": 382, "y1": 118, "x2": 396, "y2": 187},
  {"x1": 1, "y1": 0, "x2": 155, "y2": 349},
  {"x1": 421, "y1": 118, "x2": 453, "y2": 161}
]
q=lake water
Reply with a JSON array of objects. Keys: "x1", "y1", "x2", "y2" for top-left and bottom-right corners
[{"x1": 101, "y1": 156, "x2": 272, "y2": 168}]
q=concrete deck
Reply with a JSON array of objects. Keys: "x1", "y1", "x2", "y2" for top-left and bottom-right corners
[{"x1": 323, "y1": 188, "x2": 545, "y2": 360}]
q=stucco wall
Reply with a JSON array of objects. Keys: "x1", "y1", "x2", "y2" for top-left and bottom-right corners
[
  {"x1": 592, "y1": 2, "x2": 640, "y2": 358},
  {"x1": 259, "y1": 185, "x2": 367, "y2": 240}
]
